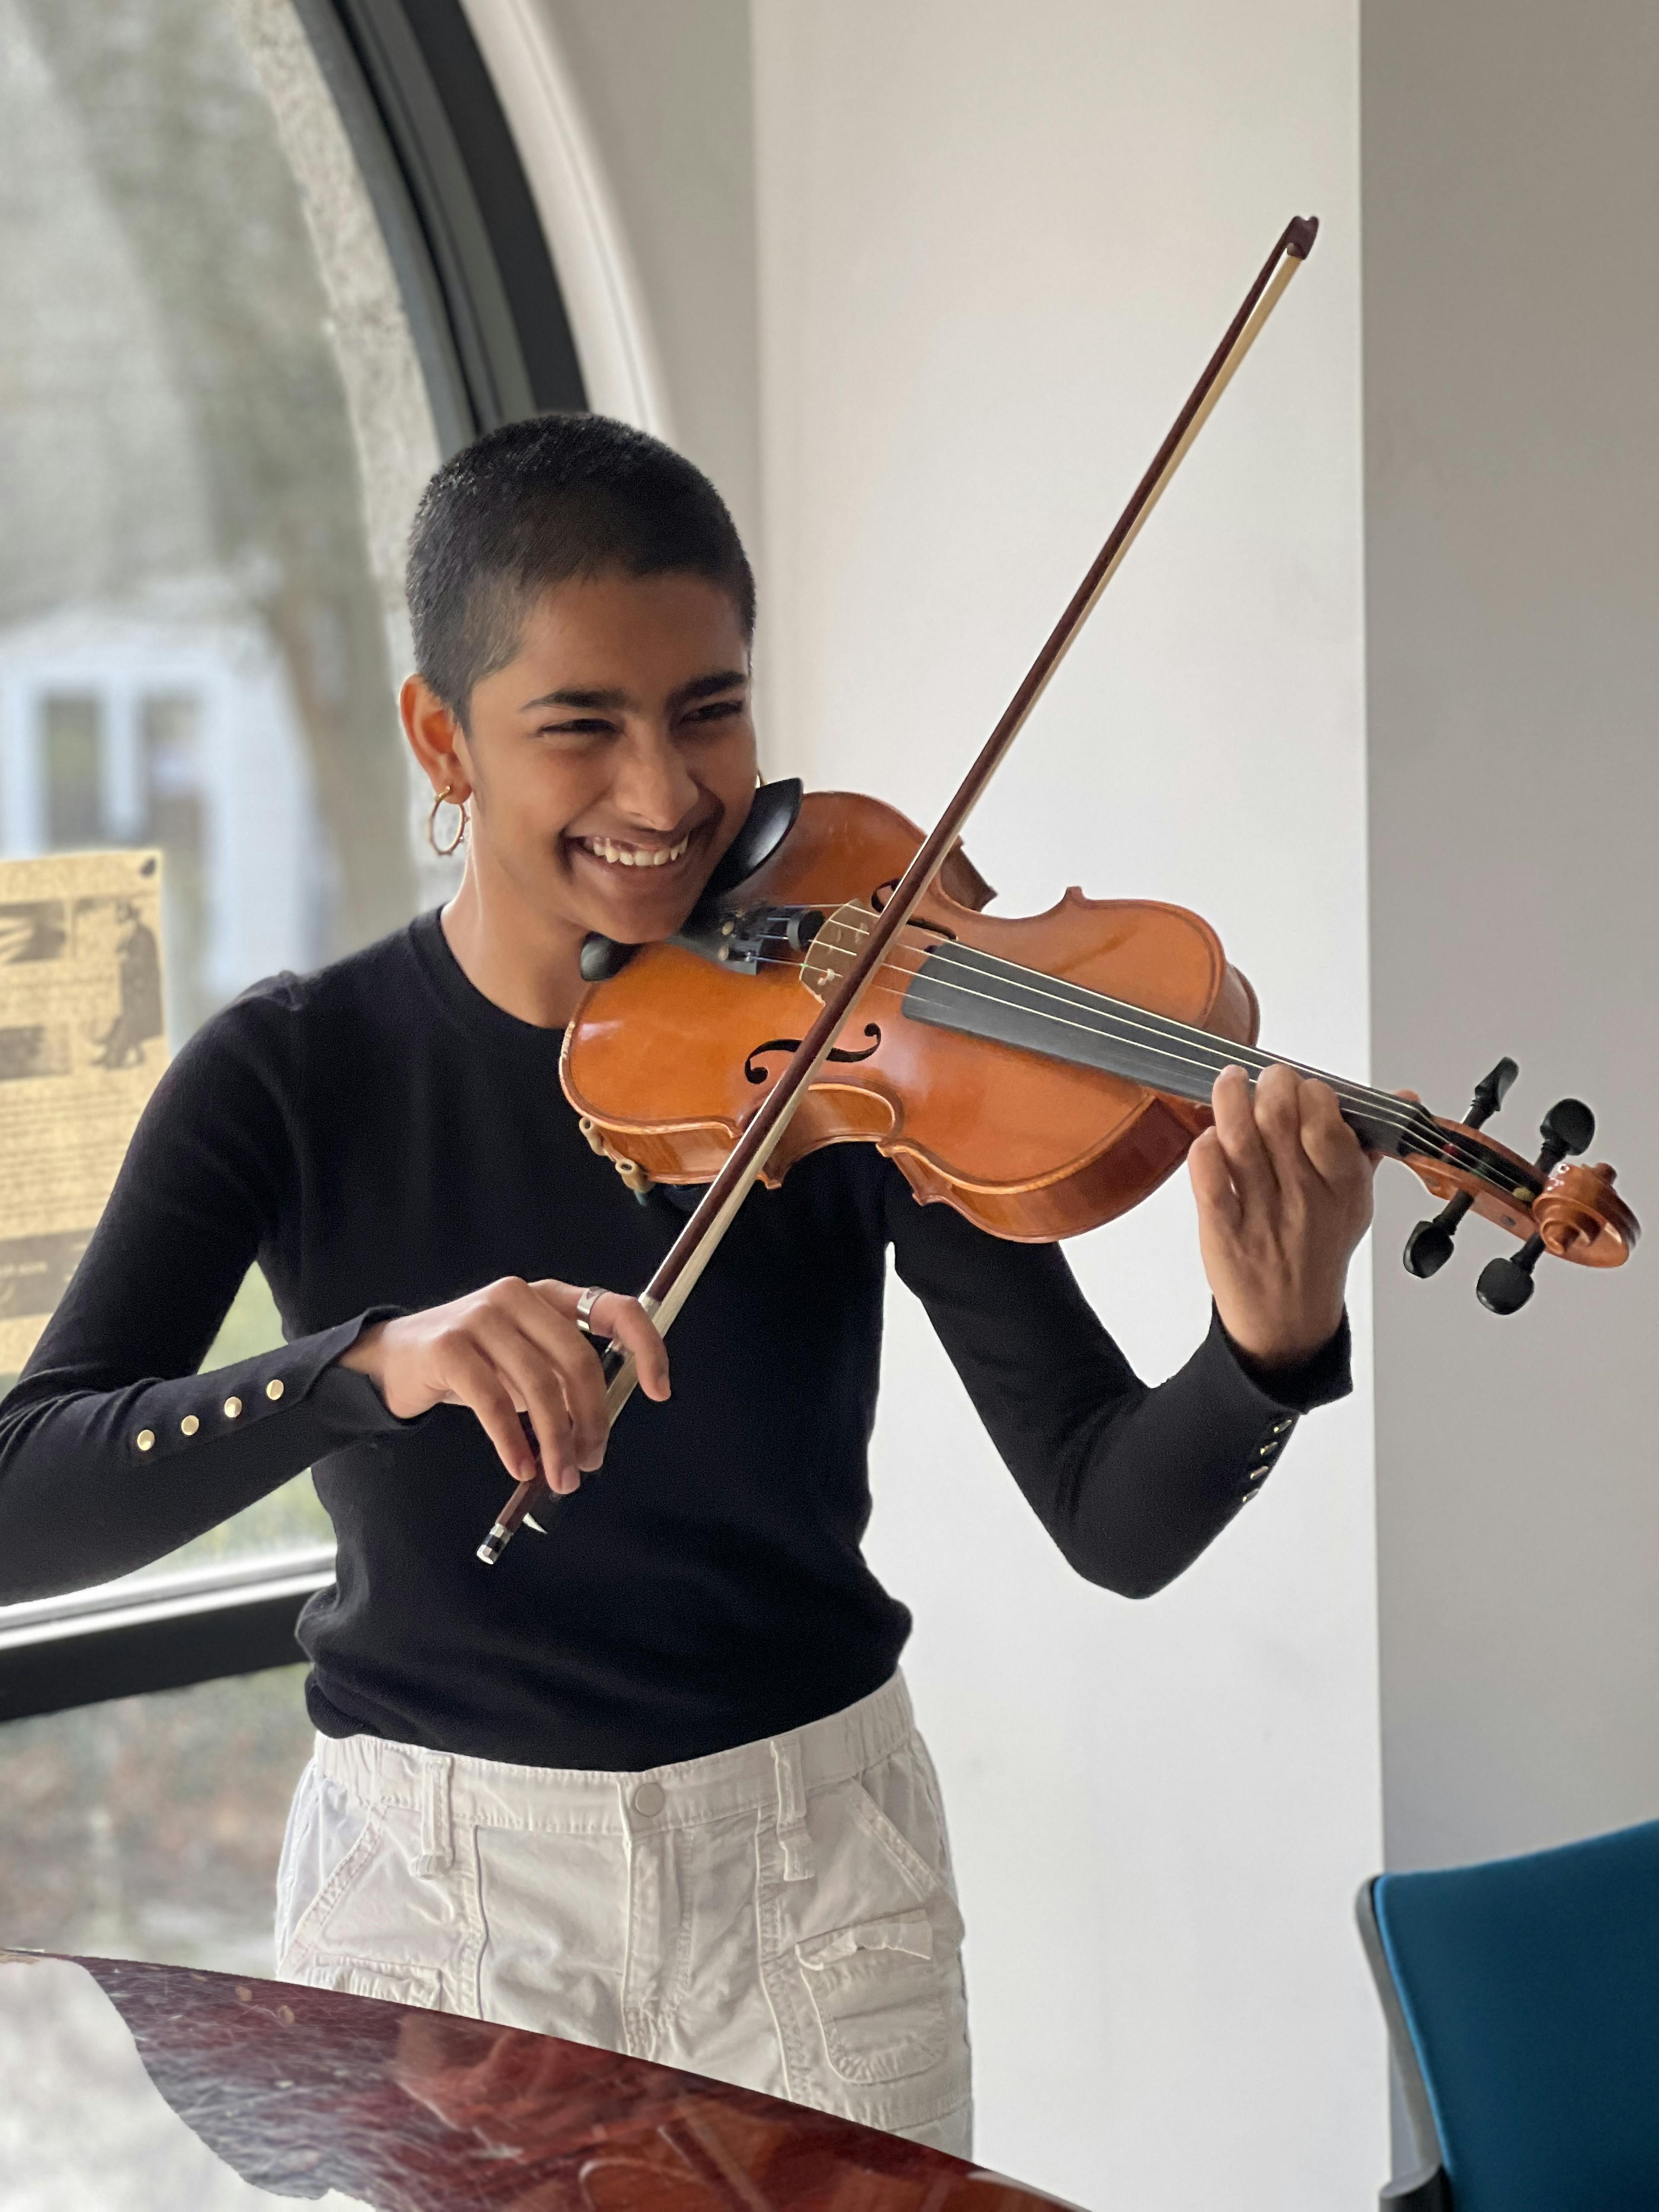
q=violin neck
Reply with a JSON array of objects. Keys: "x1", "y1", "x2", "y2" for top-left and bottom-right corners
[{"x1": 902, "y1": 940, "x2": 1421, "y2": 1159}]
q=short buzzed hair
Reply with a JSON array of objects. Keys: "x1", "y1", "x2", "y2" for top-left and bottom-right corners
[{"x1": 406, "y1": 413, "x2": 755, "y2": 725}]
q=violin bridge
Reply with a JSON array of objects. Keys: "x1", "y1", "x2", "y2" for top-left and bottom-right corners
[{"x1": 798, "y1": 905, "x2": 864, "y2": 1000}]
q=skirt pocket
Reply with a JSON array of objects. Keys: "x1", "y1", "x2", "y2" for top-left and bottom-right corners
[
  {"x1": 279, "y1": 1808, "x2": 385, "y2": 1961},
  {"x1": 277, "y1": 1792, "x2": 464, "y2": 2014},
  {"x1": 770, "y1": 1770, "x2": 971, "y2": 2133},
  {"x1": 795, "y1": 1904, "x2": 953, "y2": 2084}
]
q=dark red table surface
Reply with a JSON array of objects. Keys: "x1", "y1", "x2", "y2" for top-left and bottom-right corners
[{"x1": 0, "y1": 1950, "x2": 1082, "y2": 2209}]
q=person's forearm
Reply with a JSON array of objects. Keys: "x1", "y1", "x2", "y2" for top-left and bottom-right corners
[
  {"x1": 0, "y1": 1316, "x2": 403, "y2": 1602},
  {"x1": 1039, "y1": 1309, "x2": 1351, "y2": 1597}
]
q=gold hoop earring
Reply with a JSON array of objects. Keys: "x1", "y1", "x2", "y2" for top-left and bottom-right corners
[{"x1": 427, "y1": 783, "x2": 468, "y2": 858}]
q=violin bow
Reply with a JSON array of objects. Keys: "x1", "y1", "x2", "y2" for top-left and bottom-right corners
[{"x1": 478, "y1": 213, "x2": 1321, "y2": 1566}]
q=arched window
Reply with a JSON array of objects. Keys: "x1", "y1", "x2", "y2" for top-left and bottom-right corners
[{"x1": 0, "y1": 0, "x2": 585, "y2": 1967}]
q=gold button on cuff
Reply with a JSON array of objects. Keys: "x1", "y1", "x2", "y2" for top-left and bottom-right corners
[
  {"x1": 180, "y1": 1414, "x2": 200, "y2": 1437},
  {"x1": 135, "y1": 1429, "x2": 155, "y2": 1452},
  {"x1": 265, "y1": 1378, "x2": 285, "y2": 1402},
  {"x1": 223, "y1": 1396, "x2": 242, "y2": 1419}
]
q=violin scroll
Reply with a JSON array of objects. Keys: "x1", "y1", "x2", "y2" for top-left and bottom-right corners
[{"x1": 1402, "y1": 1062, "x2": 1638, "y2": 1315}]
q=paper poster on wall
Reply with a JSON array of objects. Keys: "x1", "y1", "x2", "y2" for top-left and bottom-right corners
[{"x1": 0, "y1": 850, "x2": 167, "y2": 1373}]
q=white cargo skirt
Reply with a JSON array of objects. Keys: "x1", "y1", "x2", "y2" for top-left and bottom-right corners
[{"x1": 275, "y1": 1672, "x2": 972, "y2": 2155}]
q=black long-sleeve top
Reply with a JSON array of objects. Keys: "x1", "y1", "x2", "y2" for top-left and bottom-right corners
[{"x1": 0, "y1": 913, "x2": 1349, "y2": 1770}]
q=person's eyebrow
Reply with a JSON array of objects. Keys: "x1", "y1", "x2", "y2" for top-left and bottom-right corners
[
  {"x1": 518, "y1": 685, "x2": 632, "y2": 713},
  {"x1": 669, "y1": 669, "x2": 749, "y2": 709},
  {"x1": 518, "y1": 668, "x2": 747, "y2": 715}
]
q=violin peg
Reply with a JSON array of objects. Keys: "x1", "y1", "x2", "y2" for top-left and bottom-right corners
[
  {"x1": 1405, "y1": 1205, "x2": 1465, "y2": 1278},
  {"x1": 1536, "y1": 1097, "x2": 1595, "y2": 1170},
  {"x1": 1477, "y1": 1232, "x2": 1548, "y2": 1315},
  {"x1": 1404, "y1": 1058, "x2": 1521, "y2": 1281},
  {"x1": 1467, "y1": 1057, "x2": 1518, "y2": 1129}
]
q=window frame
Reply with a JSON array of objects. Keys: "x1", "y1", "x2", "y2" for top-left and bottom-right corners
[
  {"x1": 0, "y1": 1547, "x2": 336, "y2": 1722},
  {"x1": 295, "y1": 0, "x2": 587, "y2": 447},
  {"x1": 0, "y1": 0, "x2": 585, "y2": 1724}
]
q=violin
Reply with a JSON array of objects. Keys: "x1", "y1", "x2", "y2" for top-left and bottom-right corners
[
  {"x1": 476, "y1": 214, "x2": 1638, "y2": 1567},
  {"x1": 561, "y1": 780, "x2": 1637, "y2": 1283}
]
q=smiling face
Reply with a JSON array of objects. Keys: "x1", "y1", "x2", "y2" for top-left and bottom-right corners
[{"x1": 405, "y1": 569, "x2": 759, "y2": 960}]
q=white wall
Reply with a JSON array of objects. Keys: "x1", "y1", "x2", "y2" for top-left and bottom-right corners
[
  {"x1": 752, "y1": 6, "x2": 1379, "y2": 2206},
  {"x1": 1364, "y1": 1, "x2": 1659, "y2": 1872},
  {"x1": 477, "y1": 2, "x2": 1383, "y2": 2200}
]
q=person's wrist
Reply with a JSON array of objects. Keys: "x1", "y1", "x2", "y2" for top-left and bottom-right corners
[
  {"x1": 1217, "y1": 1299, "x2": 1343, "y2": 1374},
  {"x1": 338, "y1": 1318, "x2": 391, "y2": 1382}
]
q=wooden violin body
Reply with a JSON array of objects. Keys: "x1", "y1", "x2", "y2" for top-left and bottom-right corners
[
  {"x1": 563, "y1": 789, "x2": 1638, "y2": 1268},
  {"x1": 566, "y1": 791, "x2": 1265, "y2": 1240},
  {"x1": 567, "y1": 788, "x2": 1255, "y2": 1240}
]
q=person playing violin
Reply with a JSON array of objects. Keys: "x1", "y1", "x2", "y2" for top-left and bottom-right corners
[{"x1": 0, "y1": 414, "x2": 1374, "y2": 2159}]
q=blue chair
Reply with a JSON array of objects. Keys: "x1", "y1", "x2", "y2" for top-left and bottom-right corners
[{"x1": 1357, "y1": 1817, "x2": 1659, "y2": 2212}]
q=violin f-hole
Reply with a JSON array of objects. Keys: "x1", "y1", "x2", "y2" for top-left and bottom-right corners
[{"x1": 744, "y1": 1025, "x2": 883, "y2": 1086}]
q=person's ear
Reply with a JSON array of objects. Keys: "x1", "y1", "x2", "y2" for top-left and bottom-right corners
[{"x1": 400, "y1": 673, "x2": 474, "y2": 801}]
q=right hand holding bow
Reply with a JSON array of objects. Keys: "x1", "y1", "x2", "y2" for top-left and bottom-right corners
[{"x1": 338, "y1": 1278, "x2": 670, "y2": 1494}]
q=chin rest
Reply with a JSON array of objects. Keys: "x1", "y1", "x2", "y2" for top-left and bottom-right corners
[{"x1": 579, "y1": 779, "x2": 803, "y2": 984}]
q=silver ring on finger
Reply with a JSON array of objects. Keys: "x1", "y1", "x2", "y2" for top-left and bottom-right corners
[{"x1": 574, "y1": 1284, "x2": 607, "y2": 1339}]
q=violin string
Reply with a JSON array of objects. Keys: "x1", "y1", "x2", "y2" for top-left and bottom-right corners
[
  {"x1": 731, "y1": 910, "x2": 1437, "y2": 1145},
  {"x1": 736, "y1": 911, "x2": 1447, "y2": 1152},
  {"x1": 744, "y1": 943, "x2": 1467, "y2": 1169},
  {"x1": 817, "y1": 904, "x2": 1405, "y2": 1112},
  {"x1": 750, "y1": 943, "x2": 1510, "y2": 1191},
  {"x1": 807, "y1": 906, "x2": 1516, "y2": 1181},
  {"x1": 724, "y1": 919, "x2": 1522, "y2": 1192},
  {"x1": 753, "y1": 904, "x2": 1519, "y2": 1196}
]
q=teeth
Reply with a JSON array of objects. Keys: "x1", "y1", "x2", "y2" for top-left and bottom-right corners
[{"x1": 581, "y1": 834, "x2": 690, "y2": 870}]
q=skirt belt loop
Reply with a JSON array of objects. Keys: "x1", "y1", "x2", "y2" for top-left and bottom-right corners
[
  {"x1": 772, "y1": 1731, "x2": 814, "y2": 1882},
  {"x1": 413, "y1": 1751, "x2": 454, "y2": 1878}
]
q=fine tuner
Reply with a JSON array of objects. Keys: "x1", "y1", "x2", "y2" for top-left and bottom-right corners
[{"x1": 1404, "y1": 1060, "x2": 1619, "y2": 1314}]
